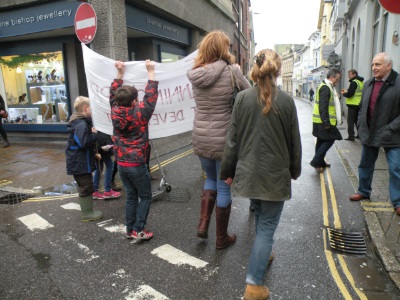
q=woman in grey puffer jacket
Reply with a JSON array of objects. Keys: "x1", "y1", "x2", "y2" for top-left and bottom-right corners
[{"x1": 187, "y1": 30, "x2": 251, "y2": 250}]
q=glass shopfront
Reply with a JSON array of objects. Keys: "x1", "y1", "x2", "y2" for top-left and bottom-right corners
[
  {"x1": 0, "y1": 0, "x2": 81, "y2": 133},
  {"x1": 1, "y1": 51, "x2": 69, "y2": 124}
]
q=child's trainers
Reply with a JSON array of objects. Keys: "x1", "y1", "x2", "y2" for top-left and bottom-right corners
[
  {"x1": 132, "y1": 229, "x2": 153, "y2": 240},
  {"x1": 103, "y1": 189, "x2": 121, "y2": 199},
  {"x1": 126, "y1": 230, "x2": 133, "y2": 239},
  {"x1": 92, "y1": 191, "x2": 104, "y2": 200}
]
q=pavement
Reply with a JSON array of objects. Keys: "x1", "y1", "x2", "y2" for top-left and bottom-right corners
[
  {"x1": 1, "y1": 99, "x2": 400, "y2": 292},
  {"x1": 298, "y1": 96, "x2": 400, "y2": 291}
]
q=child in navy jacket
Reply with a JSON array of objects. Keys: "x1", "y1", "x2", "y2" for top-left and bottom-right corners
[{"x1": 66, "y1": 96, "x2": 103, "y2": 221}]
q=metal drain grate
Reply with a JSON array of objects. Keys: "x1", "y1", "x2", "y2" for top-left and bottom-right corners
[
  {"x1": 0, "y1": 193, "x2": 34, "y2": 205},
  {"x1": 327, "y1": 228, "x2": 367, "y2": 255}
]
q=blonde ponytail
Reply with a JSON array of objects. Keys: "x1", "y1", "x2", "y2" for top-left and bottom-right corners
[{"x1": 250, "y1": 49, "x2": 281, "y2": 115}]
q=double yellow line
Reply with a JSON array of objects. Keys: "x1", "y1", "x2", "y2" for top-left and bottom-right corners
[
  {"x1": 320, "y1": 167, "x2": 367, "y2": 300},
  {"x1": 24, "y1": 193, "x2": 79, "y2": 202},
  {"x1": 149, "y1": 148, "x2": 193, "y2": 173}
]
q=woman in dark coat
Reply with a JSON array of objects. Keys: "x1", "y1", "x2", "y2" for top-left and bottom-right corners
[
  {"x1": 220, "y1": 49, "x2": 302, "y2": 300},
  {"x1": 0, "y1": 94, "x2": 9, "y2": 148}
]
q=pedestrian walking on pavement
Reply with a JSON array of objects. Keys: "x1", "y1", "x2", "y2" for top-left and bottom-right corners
[
  {"x1": 186, "y1": 30, "x2": 251, "y2": 250},
  {"x1": 310, "y1": 68, "x2": 343, "y2": 173},
  {"x1": 341, "y1": 69, "x2": 364, "y2": 141},
  {"x1": 349, "y1": 53, "x2": 400, "y2": 216},
  {"x1": 309, "y1": 87, "x2": 314, "y2": 102},
  {"x1": 110, "y1": 60, "x2": 158, "y2": 241},
  {"x1": 92, "y1": 130, "x2": 121, "y2": 200},
  {"x1": 220, "y1": 49, "x2": 302, "y2": 300},
  {"x1": 65, "y1": 96, "x2": 103, "y2": 222},
  {"x1": 0, "y1": 94, "x2": 10, "y2": 148}
]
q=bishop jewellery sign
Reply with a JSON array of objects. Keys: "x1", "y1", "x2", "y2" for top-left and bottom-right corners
[{"x1": 0, "y1": 1, "x2": 80, "y2": 39}]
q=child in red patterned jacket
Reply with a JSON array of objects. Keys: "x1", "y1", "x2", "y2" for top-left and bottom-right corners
[{"x1": 110, "y1": 60, "x2": 158, "y2": 241}]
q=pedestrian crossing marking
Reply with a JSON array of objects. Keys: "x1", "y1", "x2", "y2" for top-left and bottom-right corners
[
  {"x1": 151, "y1": 244, "x2": 208, "y2": 268},
  {"x1": 104, "y1": 224, "x2": 125, "y2": 233},
  {"x1": 61, "y1": 202, "x2": 81, "y2": 210},
  {"x1": 96, "y1": 219, "x2": 125, "y2": 233},
  {"x1": 17, "y1": 213, "x2": 54, "y2": 231},
  {"x1": 126, "y1": 284, "x2": 169, "y2": 300},
  {"x1": 97, "y1": 219, "x2": 114, "y2": 226},
  {"x1": 65, "y1": 236, "x2": 99, "y2": 263}
]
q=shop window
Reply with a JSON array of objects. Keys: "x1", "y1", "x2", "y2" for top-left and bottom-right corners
[
  {"x1": 0, "y1": 51, "x2": 69, "y2": 124},
  {"x1": 161, "y1": 52, "x2": 184, "y2": 63}
]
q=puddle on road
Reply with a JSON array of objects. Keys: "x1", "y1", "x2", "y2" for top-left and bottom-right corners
[{"x1": 32, "y1": 253, "x2": 52, "y2": 273}]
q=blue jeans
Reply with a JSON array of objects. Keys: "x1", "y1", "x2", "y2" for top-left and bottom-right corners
[
  {"x1": 199, "y1": 157, "x2": 231, "y2": 208},
  {"x1": 93, "y1": 156, "x2": 113, "y2": 192},
  {"x1": 358, "y1": 145, "x2": 400, "y2": 208},
  {"x1": 246, "y1": 200, "x2": 284, "y2": 285},
  {"x1": 310, "y1": 138, "x2": 335, "y2": 167},
  {"x1": 118, "y1": 164, "x2": 152, "y2": 232}
]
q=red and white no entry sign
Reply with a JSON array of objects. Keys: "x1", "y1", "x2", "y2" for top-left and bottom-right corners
[
  {"x1": 74, "y1": 3, "x2": 97, "y2": 44},
  {"x1": 379, "y1": 0, "x2": 400, "y2": 14}
]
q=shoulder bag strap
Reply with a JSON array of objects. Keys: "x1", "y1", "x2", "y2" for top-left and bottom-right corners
[{"x1": 228, "y1": 65, "x2": 240, "y2": 90}]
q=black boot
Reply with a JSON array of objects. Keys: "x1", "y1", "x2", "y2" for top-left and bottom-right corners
[
  {"x1": 215, "y1": 204, "x2": 236, "y2": 250},
  {"x1": 197, "y1": 189, "x2": 216, "y2": 238}
]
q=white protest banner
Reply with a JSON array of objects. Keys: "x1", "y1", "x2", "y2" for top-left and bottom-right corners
[{"x1": 81, "y1": 43, "x2": 197, "y2": 139}]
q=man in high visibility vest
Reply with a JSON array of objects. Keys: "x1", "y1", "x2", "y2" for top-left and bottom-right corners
[
  {"x1": 341, "y1": 69, "x2": 364, "y2": 141},
  {"x1": 310, "y1": 68, "x2": 343, "y2": 173}
]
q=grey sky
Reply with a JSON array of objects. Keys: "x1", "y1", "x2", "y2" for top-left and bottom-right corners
[{"x1": 251, "y1": 0, "x2": 321, "y2": 52}]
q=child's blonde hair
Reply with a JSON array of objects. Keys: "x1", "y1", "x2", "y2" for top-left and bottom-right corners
[{"x1": 74, "y1": 96, "x2": 90, "y2": 113}]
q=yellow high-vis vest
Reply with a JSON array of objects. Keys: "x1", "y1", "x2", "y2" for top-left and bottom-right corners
[
  {"x1": 312, "y1": 82, "x2": 337, "y2": 126},
  {"x1": 345, "y1": 79, "x2": 364, "y2": 106}
]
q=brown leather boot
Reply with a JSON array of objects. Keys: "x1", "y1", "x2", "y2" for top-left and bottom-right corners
[
  {"x1": 197, "y1": 189, "x2": 216, "y2": 238},
  {"x1": 215, "y1": 204, "x2": 236, "y2": 249},
  {"x1": 244, "y1": 284, "x2": 269, "y2": 300}
]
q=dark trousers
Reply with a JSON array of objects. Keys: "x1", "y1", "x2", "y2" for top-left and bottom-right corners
[
  {"x1": 310, "y1": 138, "x2": 335, "y2": 167},
  {"x1": 0, "y1": 119, "x2": 8, "y2": 142},
  {"x1": 347, "y1": 106, "x2": 359, "y2": 138},
  {"x1": 73, "y1": 173, "x2": 94, "y2": 197},
  {"x1": 112, "y1": 160, "x2": 118, "y2": 182}
]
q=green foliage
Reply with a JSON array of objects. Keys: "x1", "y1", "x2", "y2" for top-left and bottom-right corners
[{"x1": 0, "y1": 54, "x2": 56, "y2": 70}]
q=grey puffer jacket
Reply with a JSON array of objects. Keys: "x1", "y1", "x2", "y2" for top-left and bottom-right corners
[
  {"x1": 187, "y1": 60, "x2": 251, "y2": 160},
  {"x1": 220, "y1": 87, "x2": 302, "y2": 201},
  {"x1": 358, "y1": 70, "x2": 400, "y2": 147}
]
